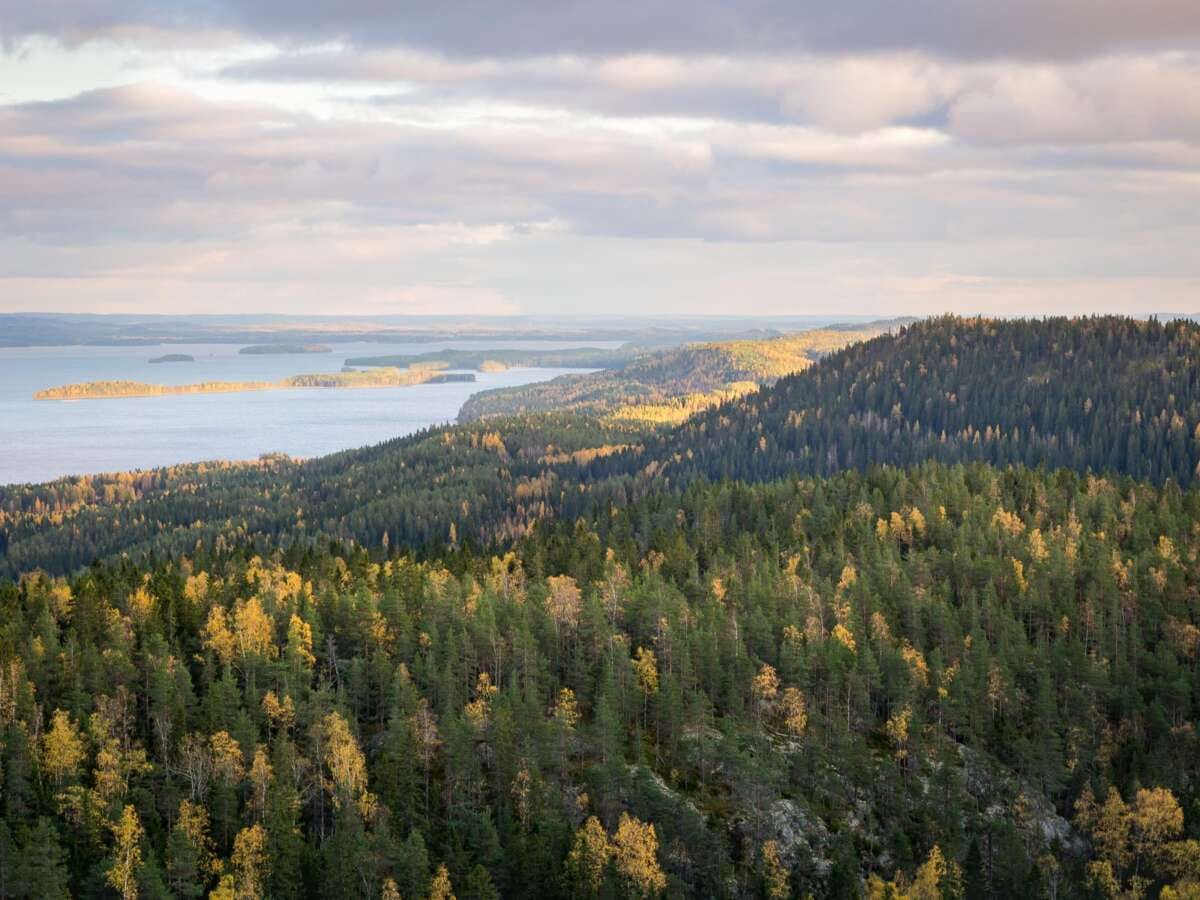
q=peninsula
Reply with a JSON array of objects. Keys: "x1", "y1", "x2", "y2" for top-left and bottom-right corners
[{"x1": 33, "y1": 366, "x2": 473, "y2": 401}]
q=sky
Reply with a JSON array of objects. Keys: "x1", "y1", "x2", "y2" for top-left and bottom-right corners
[{"x1": 1, "y1": 2, "x2": 1198, "y2": 318}]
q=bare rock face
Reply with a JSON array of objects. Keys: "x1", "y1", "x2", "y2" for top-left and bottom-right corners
[
  {"x1": 958, "y1": 745, "x2": 1085, "y2": 856},
  {"x1": 726, "y1": 794, "x2": 834, "y2": 896},
  {"x1": 763, "y1": 798, "x2": 833, "y2": 873}
]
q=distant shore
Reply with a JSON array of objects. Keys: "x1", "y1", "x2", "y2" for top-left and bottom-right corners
[{"x1": 239, "y1": 343, "x2": 332, "y2": 355}]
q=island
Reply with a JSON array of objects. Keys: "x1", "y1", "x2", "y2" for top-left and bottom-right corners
[
  {"x1": 239, "y1": 343, "x2": 332, "y2": 355},
  {"x1": 148, "y1": 353, "x2": 195, "y2": 364},
  {"x1": 33, "y1": 366, "x2": 474, "y2": 401}
]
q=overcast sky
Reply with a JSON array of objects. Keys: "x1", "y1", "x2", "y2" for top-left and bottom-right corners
[{"x1": 2, "y1": 2, "x2": 1199, "y2": 317}]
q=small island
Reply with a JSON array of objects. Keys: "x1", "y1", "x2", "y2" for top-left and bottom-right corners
[
  {"x1": 148, "y1": 353, "x2": 195, "y2": 364},
  {"x1": 239, "y1": 343, "x2": 332, "y2": 355},
  {"x1": 34, "y1": 366, "x2": 474, "y2": 401}
]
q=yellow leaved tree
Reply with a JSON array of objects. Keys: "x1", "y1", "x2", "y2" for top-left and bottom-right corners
[
  {"x1": 42, "y1": 708, "x2": 86, "y2": 788},
  {"x1": 231, "y1": 823, "x2": 270, "y2": 899},
  {"x1": 107, "y1": 805, "x2": 144, "y2": 900},
  {"x1": 613, "y1": 813, "x2": 667, "y2": 897},
  {"x1": 567, "y1": 816, "x2": 612, "y2": 896},
  {"x1": 320, "y1": 711, "x2": 375, "y2": 819},
  {"x1": 428, "y1": 864, "x2": 456, "y2": 900},
  {"x1": 867, "y1": 844, "x2": 961, "y2": 900}
]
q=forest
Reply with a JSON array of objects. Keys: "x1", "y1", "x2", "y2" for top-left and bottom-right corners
[{"x1": 0, "y1": 316, "x2": 1198, "y2": 898}]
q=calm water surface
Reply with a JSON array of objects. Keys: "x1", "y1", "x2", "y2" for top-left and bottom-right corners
[{"x1": 0, "y1": 341, "x2": 605, "y2": 485}]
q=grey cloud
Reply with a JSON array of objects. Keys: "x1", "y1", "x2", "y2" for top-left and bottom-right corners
[
  {"x1": 223, "y1": 47, "x2": 1200, "y2": 148},
  {"x1": 5, "y1": 0, "x2": 1200, "y2": 61},
  {"x1": 3, "y1": 81, "x2": 1196, "y2": 255}
]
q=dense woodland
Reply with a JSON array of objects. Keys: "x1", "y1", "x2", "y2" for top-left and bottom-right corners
[{"x1": 1, "y1": 316, "x2": 1199, "y2": 898}]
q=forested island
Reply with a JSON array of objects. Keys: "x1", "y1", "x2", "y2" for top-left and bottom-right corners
[
  {"x1": 33, "y1": 366, "x2": 473, "y2": 401},
  {"x1": 239, "y1": 344, "x2": 333, "y2": 355},
  {"x1": 2, "y1": 317, "x2": 1200, "y2": 899},
  {"x1": 147, "y1": 354, "x2": 195, "y2": 364}
]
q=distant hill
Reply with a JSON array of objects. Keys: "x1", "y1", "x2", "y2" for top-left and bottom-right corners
[
  {"x1": 458, "y1": 322, "x2": 905, "y2": 424},
  {"x1": 578, "y1": 315, "x2": 1200, "y2": 488}
]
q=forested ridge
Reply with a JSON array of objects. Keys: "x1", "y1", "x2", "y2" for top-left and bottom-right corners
[
  {"x1": 1, "y1": 315, "x2": 1199, "y2": 898},
  {"x1": 575, "y1": 315, "x2": 1200, "y2": 489},
  {"x1": 0, "y1": 416, "x2": 638, "y2": 579}
]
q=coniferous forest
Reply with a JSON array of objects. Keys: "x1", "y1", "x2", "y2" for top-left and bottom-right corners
[{"x1": 1, "y1": 317, "x2": 1199, "y2": 898}]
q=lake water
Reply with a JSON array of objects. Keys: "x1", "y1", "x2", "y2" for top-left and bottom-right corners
[{"x1": 0, "y1": 341, "x2": 605, "y2": 485}]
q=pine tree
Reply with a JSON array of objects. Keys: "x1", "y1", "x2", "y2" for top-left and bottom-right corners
[{"x1": 14, "y1": 818, "x2": 70, "y2": 899}]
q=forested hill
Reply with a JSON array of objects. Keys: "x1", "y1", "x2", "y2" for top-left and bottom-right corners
[
  {"x1": 457, "y1": 323, "x2": 901, "y2": 424},
  {"x1": 579, "y1": 315, "x2": 1200, "y2": 489}
]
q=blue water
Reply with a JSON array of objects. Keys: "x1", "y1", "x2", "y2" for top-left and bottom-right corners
[{"x1": 0, "y1": 341, "x2": 605, "y2": 485}]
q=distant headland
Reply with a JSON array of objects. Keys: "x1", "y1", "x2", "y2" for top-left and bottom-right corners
[{"x1": 148, "y1": 353, "x2": 195, "y2": 364}]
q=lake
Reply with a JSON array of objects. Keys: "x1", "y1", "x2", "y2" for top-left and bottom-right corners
[{"x1": 0, "y1": 340, "x2": 605, "y2": 485}]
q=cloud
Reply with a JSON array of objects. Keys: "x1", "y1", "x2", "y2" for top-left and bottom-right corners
[
  {"x1": 221, "y1": 45, "x2": 1200, "y2": 148},
  {"x1": 1, "y1": 5, "x2": 1198, "y2": 316},
  {"x1": 6, "y1": 1, "x2": 1200, "y2": 61},
  {"x1": 949, "y1": 56, "x2": 1200, "y2": 145},
  {"x1": 3, "y1": 76, "x2": 1199, "y2": 245}
]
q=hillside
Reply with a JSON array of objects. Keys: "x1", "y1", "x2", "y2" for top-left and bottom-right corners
[
  {"x1": 575, "y1": 315, "x2": 1200, "y2": 489},
  {"x1": 0, "y1": 415, "x2": 632, "y2": 577},
  {"x1": 457, "y1": 323, "x2": 901, "y2": 424},
  {"x1": 0, "y1": 462, "x2": 1197, "y2": 897}
]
